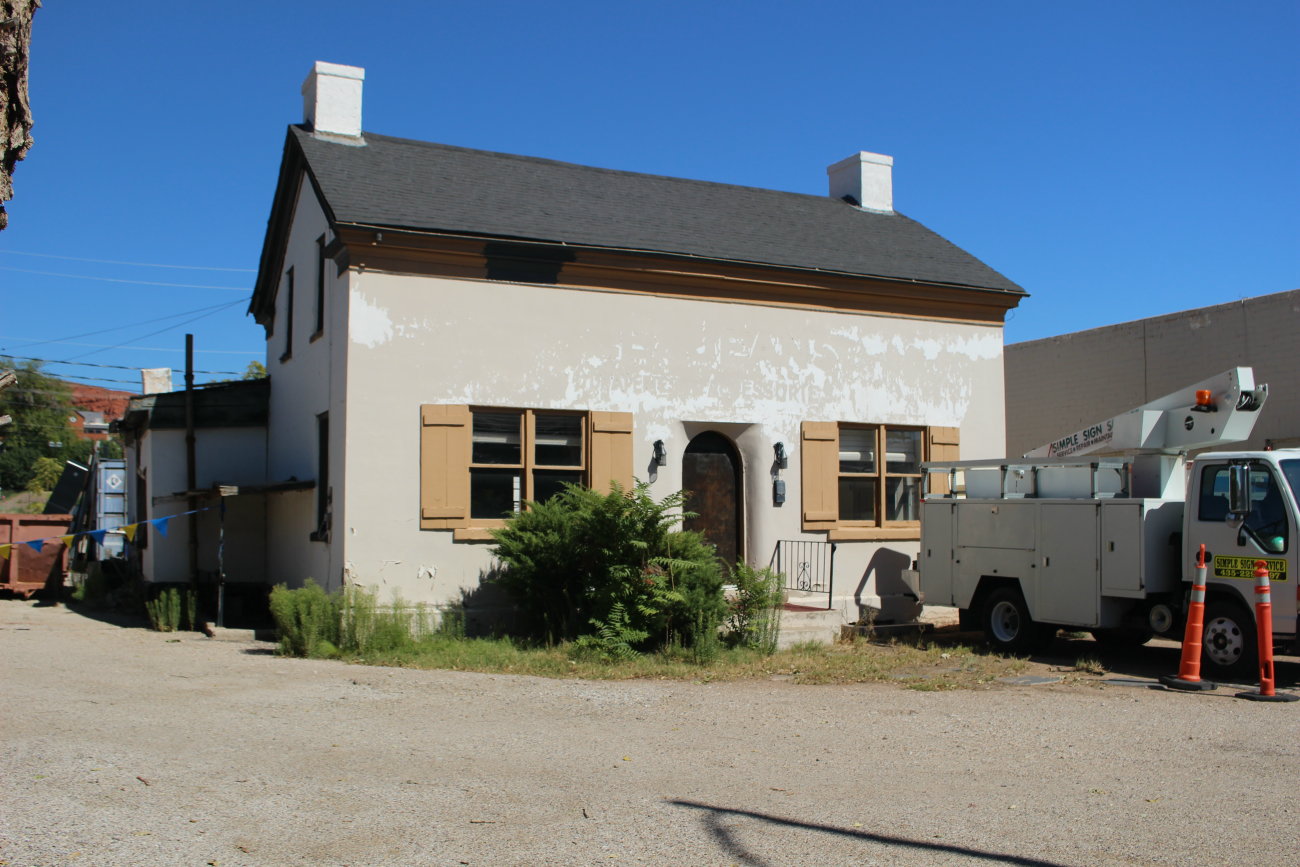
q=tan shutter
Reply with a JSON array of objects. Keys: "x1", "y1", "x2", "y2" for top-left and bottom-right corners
[
  {"x1": 928, "y1": 426, "x2": 961, "y2": 495},
  {"x1": 589, "y1": 411, "x2": 634, "y2": 495},
  {"x1": 420, "y1": 404, "x2": 471, "y2": 528},
  {"x1": 801, "y1": 421, "x2": 839, "y2": 530}
]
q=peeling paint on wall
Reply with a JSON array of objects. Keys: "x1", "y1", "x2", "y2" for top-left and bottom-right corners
[
  {"x1": 349, "y1": 290, "x2": 394, "y2": 348},
  {"x1": 347, "y1": 282, "x2": 1002, "y2": 436}
]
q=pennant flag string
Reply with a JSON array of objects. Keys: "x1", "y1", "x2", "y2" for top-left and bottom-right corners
[{"x1": 3, "y1": 507, "x2": 213, "y2": 553}]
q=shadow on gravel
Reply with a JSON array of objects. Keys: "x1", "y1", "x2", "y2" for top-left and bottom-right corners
[
  {"x1": 61, "y1": 600, "x2": 150, "y2": 631},
  {"x1": 669, "y1": 799, "x2": 1071, "y2": 866},
  {"x1": 930, "y1": 629, "x2": 1300, "y2": 690}
]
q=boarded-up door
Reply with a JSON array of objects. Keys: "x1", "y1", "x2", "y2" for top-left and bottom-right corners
[{"x1": 683, "y1": 432, "x2": 742, "y2": 571}]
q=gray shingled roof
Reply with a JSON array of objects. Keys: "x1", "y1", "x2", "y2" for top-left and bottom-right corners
[{"x1": 291, "y1": 126, "x2": 1023, "y2": 294}]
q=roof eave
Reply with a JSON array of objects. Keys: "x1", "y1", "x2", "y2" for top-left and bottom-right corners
[
  {"x1": 330, "y1": 219, "x2": 1028, "y2": 299},
  {"x1": 249, "y1": 127, "x2": 340, "y2": 327}
]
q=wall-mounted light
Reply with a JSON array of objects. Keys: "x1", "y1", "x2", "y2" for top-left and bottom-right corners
[
  {"x1": 653, "y1": 440, "x2": 668, "y2": 467},
  {"x1": 773, "y1": 441, "x2": 788, "y2": 468}
]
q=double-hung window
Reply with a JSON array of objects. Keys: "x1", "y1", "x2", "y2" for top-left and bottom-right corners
[
  {"x1": 420, "y1": 404, "x2": 633, "y2": 540},
  {"x1": 837, "y1": 425, "x2": 923, "y2": 523},
  {"x1": 469, "y1": 410, "x2": 585, "y2": 519},
  {"x1": 802, "y1": 421, "x2": 957, "y2": 540}
]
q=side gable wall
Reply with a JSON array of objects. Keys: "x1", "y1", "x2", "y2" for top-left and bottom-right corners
[{"x1": 264, "y1": 177, "x2": 349, "y2": 590}]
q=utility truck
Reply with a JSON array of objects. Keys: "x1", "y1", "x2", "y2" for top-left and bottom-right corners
[{"x1": 914, "y1": 367, "x2": 1297, "y2": 677}]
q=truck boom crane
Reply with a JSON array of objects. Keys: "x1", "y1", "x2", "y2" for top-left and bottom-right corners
[{"x1": 1022, "y1": 367, "x2": 1268, "y2": 459}]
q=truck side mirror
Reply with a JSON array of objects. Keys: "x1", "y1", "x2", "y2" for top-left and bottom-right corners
[{"x1": 1227, "y1": 463, "x2": 1251, "y2": 518}]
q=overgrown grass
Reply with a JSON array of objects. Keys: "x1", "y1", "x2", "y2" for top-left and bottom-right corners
[
  {"x1": 269, "y1": 581, "x2": 440, "y2": 658},
  {"x1": 269, "y1": 582, "x2": 1039, "y2": 688},
  {"x1": 341, "y1": 633, "x2": 1033, "y2": 688}
]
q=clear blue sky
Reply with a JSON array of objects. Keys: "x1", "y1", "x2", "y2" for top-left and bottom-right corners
[{"x1": 2, "y1": 1, "x2": 1296, "y2": 390}]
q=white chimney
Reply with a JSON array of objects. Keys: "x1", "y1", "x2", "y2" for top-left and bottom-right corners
[
  {"x1": 141, "y1": 368, "x2": 173, "y2": 394},
  {"x1": 302, "y1": 61, "x2": 365, "y2": 139},
  {"x1": 827, "y1": 151, "x2": 894, "y2": 213}
]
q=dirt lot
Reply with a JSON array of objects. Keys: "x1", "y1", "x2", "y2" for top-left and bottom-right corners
[{"x1": 2, "y1": 599, "x2": 1298, "y2": 867}]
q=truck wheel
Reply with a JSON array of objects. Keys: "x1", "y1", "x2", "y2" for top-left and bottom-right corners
[
  {"x1": 1201, "y1": 600, "x2": 1258, "y2": 679},
  {"x1": 1089, "y1": 627, "x2": 1154, "y2": 649},
  {"x1": 983, "y1": 588, "x2": 1050, "y2": 654}
]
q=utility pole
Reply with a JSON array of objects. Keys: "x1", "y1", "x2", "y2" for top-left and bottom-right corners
[{"x1": 185, "y1": 335, "x2": 197, "y2": 587}]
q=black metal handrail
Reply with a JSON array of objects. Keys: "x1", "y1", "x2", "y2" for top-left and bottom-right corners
[{"x1": 771, "y1": 540, "x2": 836, "y2": 610}]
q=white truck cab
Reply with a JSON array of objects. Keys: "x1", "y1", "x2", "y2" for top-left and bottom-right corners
[{"x1": 1183, "y1": 450, "x2": 1298, "y2": 667}]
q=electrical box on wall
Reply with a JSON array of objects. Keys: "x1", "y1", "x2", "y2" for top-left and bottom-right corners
[{"x1": 773, "y1": 479, "x2": 786, "y2": 505}]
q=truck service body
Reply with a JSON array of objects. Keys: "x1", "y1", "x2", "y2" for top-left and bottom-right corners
[{"x1": 913, "y1": 368, "x2": 1297, "y2": 676}]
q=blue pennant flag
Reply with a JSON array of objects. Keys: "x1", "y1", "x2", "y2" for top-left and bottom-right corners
[
  {"x1": 150, "y1": 517, "x2": 170, "y2": 537},
  {"x1": 25, "y1": 539, "x2": 46, "y2": 553},
  {"x1": 88, "y1": 529, "x2": 108, "y2": 546}
]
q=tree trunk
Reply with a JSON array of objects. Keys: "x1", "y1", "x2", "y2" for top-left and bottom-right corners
[{"x1": 0, "y1": 0, "x2": 39, "y2": 230}]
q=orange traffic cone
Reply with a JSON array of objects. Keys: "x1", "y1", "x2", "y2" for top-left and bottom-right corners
[
  {"x1": 1236, "y1": 559, "x2": 1299, "y2": 703},
  {"x1": 1160, "y1": 544, "x2": 1216, "y2": 692}
]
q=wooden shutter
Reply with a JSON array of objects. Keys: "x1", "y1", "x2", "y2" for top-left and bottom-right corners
[
  {"x1": 928, "y1": 426, "x2": 961, "y2": 495},
  {"x1": 801, "y1": 421, "x2": 839, "y2": 531},
  {"x1": 420, "y1": 404, "x2": 471, "y2": 529},
  {"x1": 589, "y1": 412, "x2": 634, "y2": 495}
]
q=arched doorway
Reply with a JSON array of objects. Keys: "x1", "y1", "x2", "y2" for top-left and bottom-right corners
[{"x1": 682, "y1": 431, "x2": 743, "y2": 571}]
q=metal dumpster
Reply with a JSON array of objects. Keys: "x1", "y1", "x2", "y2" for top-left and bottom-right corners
[{"x1": 0, "y1": 513, "x2": 72, "y2": 598}]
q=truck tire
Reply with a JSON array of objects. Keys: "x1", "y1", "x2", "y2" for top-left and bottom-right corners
[
  {"x1": 982, "y1": 587, "x2": 1052, "y2": 654},
  {"x1": 1201, "y1": 599, "x2": 1258, "y2": 680}
]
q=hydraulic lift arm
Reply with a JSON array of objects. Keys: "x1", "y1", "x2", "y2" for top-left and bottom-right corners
[{"x1": 1022, "y1": 367, "x2": 1268, "y2": 459}]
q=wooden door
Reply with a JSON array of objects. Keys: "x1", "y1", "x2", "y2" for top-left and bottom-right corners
[{"x1": 682, "y1": 432, "x2": 742, "y2": 571}]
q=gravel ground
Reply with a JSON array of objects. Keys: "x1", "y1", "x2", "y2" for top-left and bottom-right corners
[{"x1": 2, "y1": 599, "x2": 1298, "y2": 867}]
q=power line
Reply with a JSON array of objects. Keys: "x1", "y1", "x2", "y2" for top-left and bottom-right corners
[
  {"x1": 0, "y1": 249, "x2": 256, "y2": 272},
  {"x1": 0, "y1": 299, "x2": 246, "y2": 353},
  {"x1": 0, "y1": 337, "x2": 261, "y2": 355},
  {"x1": 8, "y1": 386, "x2": 138, "y2": 398},
  {"x1": 63, "y1": 306, "x2": 248, "y2": 362},
  {"x1": 0, "y1": 265, "x2": 250, "y2": 291},
  {"x1": 3, "y1": 354, "x2": 243, "y2": 376},
  {"x1": 15, "y1": 373, "x2": 145, "y2": 387}
]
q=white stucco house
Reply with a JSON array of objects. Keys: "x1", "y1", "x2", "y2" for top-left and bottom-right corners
[{"x1": 233, "y1": 61, "x2": 1026, "y2": 629}]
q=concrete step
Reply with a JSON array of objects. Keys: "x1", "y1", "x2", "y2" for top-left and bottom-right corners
[{"x1": 777, "y1": 610, "x2": 843, "y2": 648}]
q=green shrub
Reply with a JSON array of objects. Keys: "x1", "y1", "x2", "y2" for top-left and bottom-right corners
[
  {"x1": 491, "y1": 482, "x2": 725, "y2": 655},
  {"x1": 724, "y1": 562, "x2": 784, "y2": 654},
  {"x1": 144, "y1": 586, "x2": 198, "y2": 632},
  {"x1": 269, "y1": 580, "x2": 341, "y2": 656}
]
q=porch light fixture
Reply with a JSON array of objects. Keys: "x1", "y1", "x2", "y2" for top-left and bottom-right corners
[
  {"x1": 653, "y1": 440, "x2": 668, "y2": 467},
  {"x1": 774, "y1": 441, "x2": 788, "y2": 468}
]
